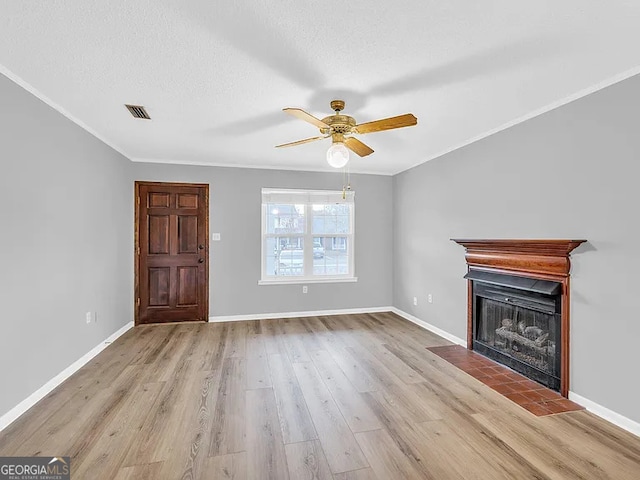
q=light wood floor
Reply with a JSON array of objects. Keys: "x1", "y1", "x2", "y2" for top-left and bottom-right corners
[{"x1": 1, "y1": 312, "x2": 639, "y2": 479}]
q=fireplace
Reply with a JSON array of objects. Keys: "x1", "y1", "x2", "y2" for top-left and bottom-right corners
[{"x1": 452, "y1": 239, "x2": 585, "y2": 397}]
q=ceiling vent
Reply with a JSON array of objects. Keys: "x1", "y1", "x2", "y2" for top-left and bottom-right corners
[{"x1": 125, "y1": 104, "x2": 151, "y2": 120}]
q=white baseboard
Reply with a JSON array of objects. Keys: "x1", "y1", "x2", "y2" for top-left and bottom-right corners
[
  {"x1": 209, "y1": 306, "x2": 393, "y2": 323},
  {"x1": 391, "y1": 308, "x2": 466, "y2": 346},
  {"x1": 568, "y1": 391, "x2": 640, "y2": 438},
  {"x1": 0, "y1": 321, "x2": 134, "y2": 433}
]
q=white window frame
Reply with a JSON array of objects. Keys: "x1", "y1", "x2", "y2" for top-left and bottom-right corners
[{"x1": 259, "y1": 188, "x2": 356, "y2": 285}]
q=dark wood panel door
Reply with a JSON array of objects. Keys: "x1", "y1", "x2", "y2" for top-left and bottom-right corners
[{"x1": 136, "y1": 182, "x2": 209, "y2": 324}]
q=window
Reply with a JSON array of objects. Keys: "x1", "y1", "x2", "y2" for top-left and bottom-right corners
[{"x1": 260, "y1": 188, "x2": 355, "y2": 284}]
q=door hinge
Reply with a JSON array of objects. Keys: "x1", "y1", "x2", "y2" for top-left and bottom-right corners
[{"x1": 136, "y1": 298, "x2": 140, "y2": 307}]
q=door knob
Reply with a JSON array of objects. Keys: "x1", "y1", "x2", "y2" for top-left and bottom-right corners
[
  {"x1": 198, "y1": 258, "x2": 204, "y2": 263},
  {"x1": 198, "y1": 245, "x2": 205, "y2": 250}
]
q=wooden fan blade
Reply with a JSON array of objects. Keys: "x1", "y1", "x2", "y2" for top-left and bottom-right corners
[
  {"x1": 355, "y1": 113, "x2": 417, "y2": 134},
  {"x1": 283, "y1": 108, "x2": 330, "y2": 129},
  {"x1": 275, "y1": 136, "x2": 326, "y2": 148},
  {"x1": 344, "y1": 137, "x2": 374, "y2": 157}
]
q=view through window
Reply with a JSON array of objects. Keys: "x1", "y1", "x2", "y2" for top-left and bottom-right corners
[{"x1": 261, "y1": 188, "x2": 355, "y2": 283}]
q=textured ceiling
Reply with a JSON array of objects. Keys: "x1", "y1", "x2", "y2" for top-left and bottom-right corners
[{"x1": 1, "y1": 1, "x2": 640, "y2": 175}]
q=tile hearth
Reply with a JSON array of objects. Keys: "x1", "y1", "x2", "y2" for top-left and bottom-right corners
[{"x1": 428, "y1": 345, "x2": 584, "y2": 416}]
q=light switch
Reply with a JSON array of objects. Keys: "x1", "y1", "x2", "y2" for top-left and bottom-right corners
[{"x1": 212, "y1": 233, "x2": 221, "y2": 241}]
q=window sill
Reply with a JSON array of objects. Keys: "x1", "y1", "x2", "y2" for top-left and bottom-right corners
[{"x1": 258, "y1": 277, "x2": 358, "y2": 286}]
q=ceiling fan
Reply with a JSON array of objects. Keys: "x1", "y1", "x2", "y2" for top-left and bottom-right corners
[{"x1": 276, "y1": 100, "x2": 417, "y2": 168}]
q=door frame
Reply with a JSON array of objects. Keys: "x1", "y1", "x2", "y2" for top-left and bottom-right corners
[{"x1": 134, "y1": 181, "x2": 210, "y2": 325}]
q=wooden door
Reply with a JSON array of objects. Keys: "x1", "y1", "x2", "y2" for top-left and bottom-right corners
[{"x1": 135, "y1": 182, "x2": 209, "y2": 324}]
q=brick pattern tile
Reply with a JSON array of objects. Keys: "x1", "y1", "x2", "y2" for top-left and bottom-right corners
[{"x1": 427, "y1": 345, "x2": 584, "y2": 417}]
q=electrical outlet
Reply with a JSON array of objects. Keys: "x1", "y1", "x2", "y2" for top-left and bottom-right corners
[
  {"x1": 302, "y1": 285, "x2": 308, "y2": 294},
  {"x1": 413, "y1": 296, "x2": 418, "y2": 306},
  {"x1": 428, "y1": 294, "x2": 433, "y2": 303},
  {"x1": 85, "y1": 311, "x2": 92, "y2": 324}
]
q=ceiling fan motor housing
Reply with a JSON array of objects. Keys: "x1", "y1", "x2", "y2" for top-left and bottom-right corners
[{"x1": 320, "y1": 114, "x2": 357, "y2": 135}]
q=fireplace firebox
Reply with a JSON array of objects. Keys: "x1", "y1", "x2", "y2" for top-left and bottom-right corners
[
  {"x1": 452, "y1": 239, "x2": 586, "y2": 397},
  {"x1": 469, "y1": 272, "x2": 562, "y2": 390}
]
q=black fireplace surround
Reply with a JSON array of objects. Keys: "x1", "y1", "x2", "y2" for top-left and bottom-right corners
[{"x1": 466, "y1": 270, "x2": 562, "y2": 391}]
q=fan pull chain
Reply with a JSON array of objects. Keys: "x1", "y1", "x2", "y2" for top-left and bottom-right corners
[
  {"x1": 342, "y1": 165, "x2": 347, "y2": 199},
  {"x1": 342, "y1": 163, "x2": 352, "y2": 199}
]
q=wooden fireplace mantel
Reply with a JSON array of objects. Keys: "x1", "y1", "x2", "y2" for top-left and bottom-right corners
[
  {"x1": 451, "y1": 239, "x2": 586, "y2": 278},
  {"x1": 451, "y1": 239, "x2": 586, "y2": 397}
]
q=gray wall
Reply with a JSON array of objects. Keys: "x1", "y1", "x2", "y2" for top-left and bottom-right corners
[
  {"x1": 0, "y1": 73, "x2": 133, "y2": 418},
  {"x1": 130, "y1": 163, "x2": 393, "y2": 316},
  {"x1": 393, "y1": 73, "x2": 640, "y2": 423}
]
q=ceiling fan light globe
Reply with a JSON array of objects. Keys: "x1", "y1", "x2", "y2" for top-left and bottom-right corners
[{"x1": 326, "y1": 143, "x2": 350, "y2": 168}]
